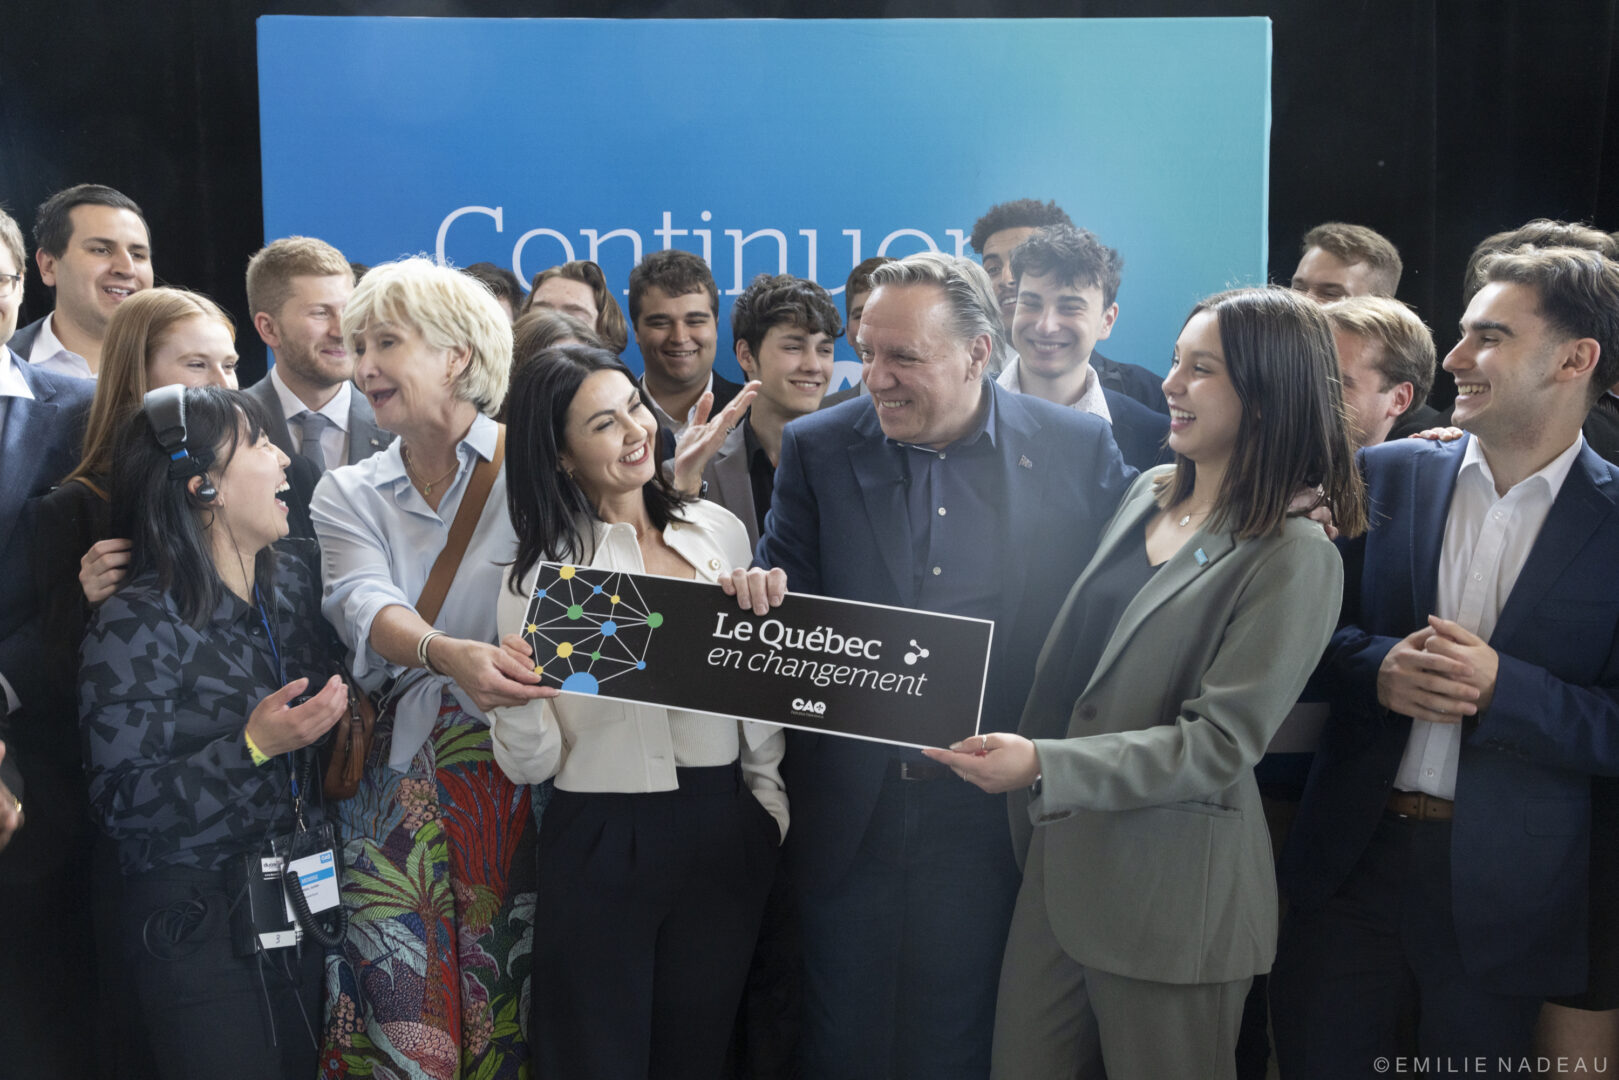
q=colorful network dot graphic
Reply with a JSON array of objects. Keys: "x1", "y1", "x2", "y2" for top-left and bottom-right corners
[{"x1": 522, "y1": 564, "x2": 663, "y2": 694}]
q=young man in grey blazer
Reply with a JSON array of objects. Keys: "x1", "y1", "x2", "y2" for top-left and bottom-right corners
[{"x1": 242, "y1": 236, "x2": 392, "y2": 473}]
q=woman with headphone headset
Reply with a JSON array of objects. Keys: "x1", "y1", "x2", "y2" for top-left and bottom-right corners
[{"x1": 79, "y1": 385, "x2": 348, "y2": 1079}]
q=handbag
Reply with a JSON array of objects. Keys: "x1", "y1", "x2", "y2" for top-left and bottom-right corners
[{"x1": 322, "y1": 425, "x2": 507, "y2": 800}]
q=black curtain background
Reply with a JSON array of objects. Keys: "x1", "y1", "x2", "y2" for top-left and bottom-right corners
[{"x1": 3, "y1": 0, "x2": 1616, "y2": 403}]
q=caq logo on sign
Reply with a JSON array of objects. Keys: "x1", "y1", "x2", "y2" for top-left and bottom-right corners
[
  {"x1": 792, "y1": 699, "x2": 828, "y2": 717},
  {"x1": 258, "y1": 17, "x2": 1271, "y2": 386}
]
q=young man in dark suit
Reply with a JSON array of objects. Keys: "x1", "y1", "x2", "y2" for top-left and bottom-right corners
[
  {"x1": 630, "y1": 249, "x2": 743, "y2": 439},
  {"x1": 1273, "y1": 246, "x2": 1619, "y2": 1076},
  {"x1": 0, "y1": 203, "x2": 97, "y2": 1077},
  {"x1": 998, "y1": 224, "x2": 1170, "y2": 472},
  {"x1": 12, "y1": 184, "x2": 153, "y2": 378},
  {"x1": 970, "y1": 198, "x2": 1166, "y2": 414},
  {"x1": 754, "y1": 251, "x2": 1133, "y2": 1078},
  {"x1": 1324, "y1": 295, "x2": 1438, "y2": 448}
]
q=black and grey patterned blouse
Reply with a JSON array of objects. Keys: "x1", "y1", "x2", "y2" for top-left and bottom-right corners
[{"x1": 80, "y1": 542, "x2": 338, "y2": 875}]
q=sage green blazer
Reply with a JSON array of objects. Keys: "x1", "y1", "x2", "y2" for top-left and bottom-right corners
[{"x1": 1010, "y1": 466, "x2": 1343, "y2": 985}]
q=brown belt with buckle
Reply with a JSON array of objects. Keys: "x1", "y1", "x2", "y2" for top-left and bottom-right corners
[{"x1": 1387, "y1": 790, "x2": 1454, "y2": 821}]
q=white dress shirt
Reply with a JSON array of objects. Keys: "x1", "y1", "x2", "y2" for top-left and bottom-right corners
[
  {"x1": 488, "y1": 498, "x2": 788, "y2": 838},
  {"x1": 270, "y1": 365, "x2": 351, "y2": 470},
  {"x1": 27, "y1": 315, "x2": 92, "y2": 379},
  {"x1": 311, "y1": 412, "x2": 513, "y2": 769},
  {"x1": 997, "y1": 357, "x2": 1112, "y2": 424},
  {"x1": 1395, "y1": 433, "x2": 1586, "y2": 798},
  {"x1": 642, "y1": 371, "x2": 715, "y2": 437}
]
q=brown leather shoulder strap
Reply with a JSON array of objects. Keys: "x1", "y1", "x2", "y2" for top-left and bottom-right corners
[{"x1": 415, "y1": 423, "x2": 506, "y2": 627}]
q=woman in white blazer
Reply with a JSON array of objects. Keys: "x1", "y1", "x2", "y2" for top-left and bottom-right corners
[{"x1": 488, "y1": 344, "x2": 786, "y2": 1080}]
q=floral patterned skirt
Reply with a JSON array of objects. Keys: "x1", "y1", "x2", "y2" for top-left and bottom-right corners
[{"x1": 320, "y1": 689, "x2": 549, "y2": 1080}]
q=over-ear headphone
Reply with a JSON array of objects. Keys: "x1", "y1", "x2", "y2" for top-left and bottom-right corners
[{"x1": 142, "y1": 385, "x2": 217, "y2": 503}]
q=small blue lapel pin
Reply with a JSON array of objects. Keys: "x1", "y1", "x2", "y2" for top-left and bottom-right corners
[
  {"x1": 1017, "y1": 455, "x2": 1033, "y2": 470},
  {"x1": 1194, "y1": 548, "x2": 1208, "y2": 566}
]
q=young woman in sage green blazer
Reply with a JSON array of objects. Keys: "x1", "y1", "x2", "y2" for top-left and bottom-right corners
[{"x1": 928, "y1": 287, "x2": 1368, "y2": 1080}]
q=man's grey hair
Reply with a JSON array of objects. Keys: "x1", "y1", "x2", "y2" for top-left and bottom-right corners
[{"x1": 868, "y1": 252, "x2": 1007, "y2": 374}]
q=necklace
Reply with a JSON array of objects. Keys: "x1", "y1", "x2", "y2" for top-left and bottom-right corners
[
  {"x1": 402, "y1": 444, "x2": 458, "y2": 496},
  {"x1": 1176, "y1": 506, "x2": 1212, "y2": 528}
]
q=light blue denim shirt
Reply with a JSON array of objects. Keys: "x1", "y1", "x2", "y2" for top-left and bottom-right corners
[{"x1": 311, "y1": 412, "x2": 515, "y2": 769}]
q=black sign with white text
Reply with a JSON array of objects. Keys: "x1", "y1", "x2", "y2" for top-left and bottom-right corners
[{"x1": 513, "y1": 563, "x2": 994, "y2": 749}]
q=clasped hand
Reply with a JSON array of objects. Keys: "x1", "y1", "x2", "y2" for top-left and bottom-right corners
[{"x1": 1376, "y1": 615, "x2": 1498, "y2": 724}]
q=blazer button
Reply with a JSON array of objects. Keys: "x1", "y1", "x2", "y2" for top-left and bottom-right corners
[{"x1": 1075, "y1": 704, "x2": 1098, "y2": 724}]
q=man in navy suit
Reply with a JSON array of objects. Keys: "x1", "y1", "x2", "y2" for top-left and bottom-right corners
[
  {"x1": 0, "y1": 204, "x2": 95, "y2": 1075},
  {"x1": 996, "y1": 224, "x2": 1170, "y2": 472},
  {"x1": 1272, "y1": 246, "x2": 1619, "y2": 1075},
  {"x1": 756, "y1": 252, "x2": 1133, "y2": 1078}
]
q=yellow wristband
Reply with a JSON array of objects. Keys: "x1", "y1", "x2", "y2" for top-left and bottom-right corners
[{"x1": 244, "y1": 729, "x2": 270, "y2": 767}]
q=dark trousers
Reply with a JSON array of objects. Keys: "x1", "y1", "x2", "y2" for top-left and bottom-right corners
[
  {"x1": 117, "y1": 865, "x2": 324, "y2": 1080},
  {"x1": 1271, "y1": 814, "x2": 1542, "y2": 1079},
  {"x1": 726, "y1": 862, "x2": 803, "y2": 1080},
  {"x1": 798, "y1": 768, "x2": 1022, "y2": 1080},
  {"x1": 531, "y1": 763, "x2": 779, "y2": 1080}
]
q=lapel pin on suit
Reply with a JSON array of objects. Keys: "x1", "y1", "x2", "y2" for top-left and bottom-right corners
[
  {"x1": 369, "y1": 437, "x2": 383, "y2": 448},
  {"x1": 1017, "y1": 455, "x2": 1033, "y2": 470},
  {"x1": 1194, "y1": 548, "x2": 1208, "y2": 566}
]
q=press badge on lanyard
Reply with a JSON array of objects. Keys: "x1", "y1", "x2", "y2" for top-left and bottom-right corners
[{"x1": 231, "y1": 589, "x2": 341, "y2": 952}]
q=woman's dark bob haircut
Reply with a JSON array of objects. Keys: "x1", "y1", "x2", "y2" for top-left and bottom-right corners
[
  {"x1": 1155, "y1": 286, "x2": 1368, "y2": 540},
  {"x1": 110, "y1": 386, "x2": 277, "y2": 626},
  {"x1": 505, "y1": 344, "x2": 690, "y2": 592}
]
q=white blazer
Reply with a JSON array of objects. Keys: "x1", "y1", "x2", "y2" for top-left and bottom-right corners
[{"x1": 488, "y1": 499, "x2": 788, "y2": 837}]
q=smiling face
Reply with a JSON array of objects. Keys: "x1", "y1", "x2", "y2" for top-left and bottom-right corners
[
  {"x1": 559, "y1": 368, "x2": 658, "y2": 506},
  {"x1": 980, "y1": 226, "x2": 1038, "y2": 326},
  {"x1": 739, "y1": 322, "x2": 835, "y2": 421},
  {"x1": 1290, "y1": 246, "x2": 1380, "y2": 304},
  {"x1": 37, "y1": 204, "x2": 153, "y2": 338},
  {"x1": 532, "y1": 276, "x2": 599, "y2": 327},
  {"x1": 351, "y1": 319, "x2": 468, "y2": 435},
  {"x1": 1333, "y1": 327, "x2": 1409, "y2": 448},
  {"x1": 1444, "y1": 281, "x2": 1573, "y2": 446},
  {"x1": 261, "y1": 273, "x2": 353, "y2": 392},
  {"x1": 1011, "y1": 270, "x2": 1118, "y2": 384},
  {"x1": 146, "y1": 315, "x2": 240, "y2": 390},
  {"x1": 857, "y1": 283, "x2": 989, "y2": 448},
  {"x1": 207, "y1": 421, "x2": 292, "y2": 556},
  {"x1": 1162, "y1": 310, "x2": 1244, "y2": 471},
  {"x1": 633, "y1": 286, "x2": 717, "y2": 392}
]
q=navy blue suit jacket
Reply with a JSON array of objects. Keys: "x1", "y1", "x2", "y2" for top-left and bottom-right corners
[
  {"x1": 1, "y1": 355, "x2": 92, "y2": 707},
  {"x1": 756, "y1": 383, "x2": 1135, "y2": 891},
  {"x1": 1281, "y1": 435, "x2": 1619, "y2": 996},
  {"x1": 1101, "y1": 387, "x2": 1172, "y2": 473},
  {"x1": 0, "y1": 353, "x2": 92, "y2": 798}
]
